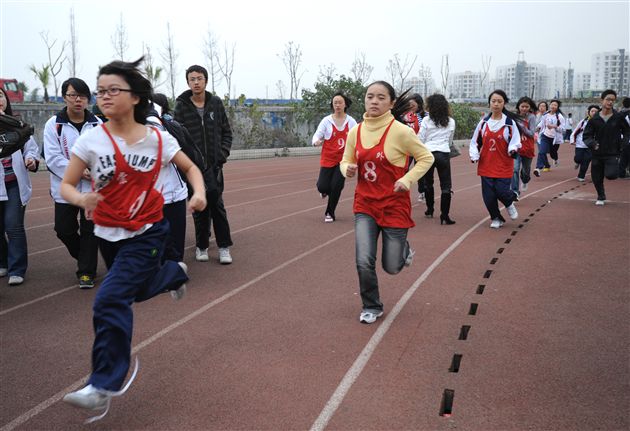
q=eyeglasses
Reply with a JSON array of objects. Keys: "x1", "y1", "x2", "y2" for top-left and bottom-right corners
[
  {"x1": 93, "y1": 88, "x2": 133, "y2": 98},
  {"x1": 188, "y1": 76, "x2": 205, "y2": 83},
  {"x1": 65, "y1": 93, "x2": 88, "y2": 101}
]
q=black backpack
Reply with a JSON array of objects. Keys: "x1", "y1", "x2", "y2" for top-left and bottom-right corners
[{"x1": 0, "y1": 113, "x2": 34, "y2": 158}]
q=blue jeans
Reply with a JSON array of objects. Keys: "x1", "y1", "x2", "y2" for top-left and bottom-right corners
[
  {"x1": 354, "y1": 213, "x2": 410, "y2": 312},
  {"x1": 511, "y1": 155, "x2": 532, "y2": 194},
  {"x1": 481, "y1": 177, "x2": 515, "y2": 221},
  {"x1": 0, "y1": 181, "x2": 28, "y2": 277},
  {"x1": 536, "y1": 135, "x2": 553, "y2": 169}
]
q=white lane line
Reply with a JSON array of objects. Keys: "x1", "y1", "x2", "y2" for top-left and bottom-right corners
[
  {"x1": 0, "y1": 285, "x2": 77, "y2": 317},
  {"x1": 0, "y1": 230, "x2": 355, "y2": 431},
  {"x1": 309, "y1": 178, "x2": 574, "y2": 431}
]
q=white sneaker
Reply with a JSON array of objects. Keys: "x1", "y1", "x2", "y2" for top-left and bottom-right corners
[
  {"x1": 404, "y1": 247, "x2": 415, "y2": 267},
  {"x1": 490, "y1": 219, "x2": 504, "y2": 229},
  {"x1": 417, "y1": 192, "x2": 425, "y2": 202},
  {"x1": 595, "y1": 200, "x2": 605, "y2": 206},
  {"x1": 506, "y1": 203, "x2": 518, "y2": 220},
  {"x1": 8, "y1": 275, "x2": 23, "y2": 285},
  {"x1": 324, "y1": 214, "x2": 334, "y2": 223},
  {"x1": 554, "y1": 160, "x2": 559, "y2": 167},
  {"x1": 359, "y1": 310, "x2": 384, "y2": 324},
  {"x1": 63, "y1": 384, "x2": 110, "y2": 410},
  {"x1": 171, "y1": 262, "x2": 188, "y2": 300},
  {"x1": 577, "y1": 177, "x2": 585, "y2": 182},
  {"x1": 195, "y1": 247, "x2": 209, "y2": 262},
  {"x1": 218, "y1": 248, "x2": 232, "y2": 264},
  {"x1": 521, "y1": 182, "x2": 528, "y2": 191},
  {"x1": 0, "y1": 268, "x2": 6, "y2": 277}
]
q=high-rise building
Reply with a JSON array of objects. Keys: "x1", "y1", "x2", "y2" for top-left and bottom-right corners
[
  {"x1": 590, "y1": 49, "x2": 630, "y2": 94},
  {"x1": 447, "y1": 71, "x2": 483, "y2": 99},
  {"x1": 407, "y1": 76, "x2": 436, "y2": 98},
  {"x1": 495, "y1": 52, "x2": 547, "y2": 101}
]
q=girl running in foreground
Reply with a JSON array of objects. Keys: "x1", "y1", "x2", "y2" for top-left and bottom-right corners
[
  {"x1": 61, "y1": 58, "x2": 206, "y2": 422},
  {"x1": 340, "y1": 81, "x2": 434, "y2": 324}
]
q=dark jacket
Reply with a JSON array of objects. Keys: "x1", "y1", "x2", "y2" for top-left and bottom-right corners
[
  {"x1": 173, "y1": 90, "x2": 232, "y2": 169},
  {"x1": 583, "y1": 110, "x2": 630, "y2": 157}
]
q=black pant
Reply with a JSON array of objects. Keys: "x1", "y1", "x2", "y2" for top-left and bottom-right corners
[
  {"x1": 193, "y1": 167, "x2": 233, "y2": 249},
  {"x1": 574, "y1": 148, "x2": 592, "y2": 180},
  {"x1": 550, "y1": 143, "x2": 560, "y2": 161},
  {"x1": 591, "y1": 156, "x2": 619, "y2": 200},
  {"x1": 423, "y1": 151, "x2": 452, "y2": 211},
  {"x1": 619, "y1": 144, "x2": 630, "y2": 177},
  {"x1": 162, "y1": 199, "x2": 187, "y2": 262},
  {"x1": 54, "y1": 202, "x2": 99, "y2": 278},
  {"x1": 316, "y1": 166, "x2": 345, "y2": 219}
]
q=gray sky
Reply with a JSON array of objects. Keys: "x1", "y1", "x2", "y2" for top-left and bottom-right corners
[{"x1": 1, "y1": 0, "x2": 629, "y2": 99}]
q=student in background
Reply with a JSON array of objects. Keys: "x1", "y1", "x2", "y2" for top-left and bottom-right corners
[{"x1": 570, "y1": 105, "x2": 599, "y2": 182}]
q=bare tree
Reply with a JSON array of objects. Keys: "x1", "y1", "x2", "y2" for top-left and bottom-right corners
[
  {"x1": 386, "y1": 53, "x2": 418, "y2": 92},
  {"x1": 39, "y1": 31, "x2": 67, "y2": 98},
  {"x1": 111, "y1": 13, "x2": 129, "y2": 60},
  {"x1": 440, "y1": 54, "x2": 450, "y2": 95},
  {"x1": 318, "y1": 64, "x2": 337, "y2": 82},
  {"x1": 202, "y1": 27, "x2": 223, "y2": 94},
  {"x1": 216, "y1": 42, "x2": 236, "y2": 101},
  {"x1": 417, "y1": 63, "x2": 433, "y2": 97},
  {"x1": 143, "y1": 45, "x2": 164, "y2": 90},
  {"x1": 68, "y1": 7, "x2": 78, "y2": 77},
  {"x1": 160, "y1": 22, "x2": 179, "y2": 100},
  {"x1": 278, "y1": 41, "x2": 305, "y2": 100},
  {"x1": 480, "y1": 55, "x2": 492, "y2": 98},
  {"x1": 276, "y1": 80, "x2": 286, "y2": 99},
  {"x1": 351, "y1": 52, "x2": 373, "y2": 85}
]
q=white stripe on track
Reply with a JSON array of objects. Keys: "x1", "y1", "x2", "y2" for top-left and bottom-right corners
[
  {"x1": 0, "y1": 230, "x2": 355, "y2": 431},
  {"x1": 309, "y1": 177, "x2": 574, "y2": 431}
]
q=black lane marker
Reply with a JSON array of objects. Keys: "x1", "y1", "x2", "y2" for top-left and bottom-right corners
[
  {"x1": 524, "y1": 218, "x2": 530, "y2": 222},
  {"x1": 529, "y1": 212, "x2": 535, "y2": 216},
  {"x1": 496, "y1": 247, "x2": 505, "y2": 254},
  {"x1": 541, "y1": 203, "x2": 547, "y2": 207},
  {"x1": 504, "y1": 238, "x2": 512, "y2": 244},
  {"x1": 449, "y1": 354, "x2": 463, "y2": 372},
  {"x1": 476, "y1": 285, "x2": 485, "y2": 294},
  {"x1": 469, "y1": 303, "x2": 478, "y2": 315},
  {"x1": 490, "y1": 258, "x2": 498, "y2": 264},
  {"x1": 483, "y1": 270, "x2": 492, "y2": 278},
  {"x1": 511, "y1": 230, "x2": 518, "y2": 236},
  {"x1": 458, "y1": 325, "x2": 471, "y2": 340},
  {"x1": 439, "y1": 389, "x2": 455, "y2": 417},
  {"x1": 535, "y1": 208, "x2": 541, "y2": 212}
]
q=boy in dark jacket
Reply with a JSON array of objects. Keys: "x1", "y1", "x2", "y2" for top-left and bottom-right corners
[
  {"x1": 174, "y1": 65, "x2": 233, "y2": 264},
  {"x1": 583, "y1": 89, "x2": 630, "y2": 205}
]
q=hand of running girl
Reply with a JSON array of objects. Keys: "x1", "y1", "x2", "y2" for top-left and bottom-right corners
[
  {"x1": 346, "y1": 164, "x2": 358, "y2": 177},
  {"x1": 393, "y1": 180, "x2": 409, "y2": 192},
  {"x1": 188, "y1": 192, "x2": 207, "y2": 213},
  {"x1": 80, "y1": 192, "x2": 104, "y2": 211}
]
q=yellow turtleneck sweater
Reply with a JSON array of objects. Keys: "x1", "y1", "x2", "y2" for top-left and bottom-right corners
[{"x1": 340, "y1": 111, "x2": 434, "y2": 190}]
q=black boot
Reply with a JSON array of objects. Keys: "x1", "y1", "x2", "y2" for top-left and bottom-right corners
[
  {"x1": 424, "y1": 188, "x2": 434, "y2": 218},
  {"x1": 440, "y1": 192, "x2": 455, "y2": 225}
]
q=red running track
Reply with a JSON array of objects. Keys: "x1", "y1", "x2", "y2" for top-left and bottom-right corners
[{"x1": 0, "y1": 144, "x2": 628, "y2": 430}]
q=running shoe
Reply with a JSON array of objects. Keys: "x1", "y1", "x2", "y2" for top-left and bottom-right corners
[
  {"x1": 63, "y1": 384, "x2": 110, "y2": 410},
  {"x1": 554, "y1": 160, "x2": 559, "y2": 167},
  {"x1": 195, "y1": 247, "x2": 209, "y2": 262},
  {"x1": 577, "y1": 177, "x2": 585, "y2": 182},
  {"x1": 219, "y1": 248, "x2": 233, "y2": 264},
  {"x1": 0, "y1": 268, "x2": 7, "y2": 277},
  {"x1": 521, "y1": 182, "x2": 528, "y2": 191},
  {"x1": 595, "y1": 200, "x2": 605, "y2": 206},
  {"x1": 324, "y1": 214, "x2": 334, "y2": 223},
  {"x1": 359, "y1": 310, "x2": 384, "y2": 324},
  {"x1": 8, "y1": 276, "x2": 23, "y2": 286},
  {"x1": 417, "y1": 192, "x2": 425, "y2": 202},
  {"x1": 507, "y1": 203, "x2": 519, "y2": 220},
  {"x1": 543, "y1": 167, "x2": 551, "y2": 172},
  {"x1": 79, "y1": 275, "x2": 95, "y2": 289},
  {"x1": 171, "y1": 262, "x2": 187, "y2": 300},
  {"x1": 404, "y1": 247, "x2": 415, "y2": 267},
  {"x1": 490, "y1": 219, "x2": 504, "y2": 229},
  {"x1": 533, "y1": 169, "x2": 541, "y2": 177}
]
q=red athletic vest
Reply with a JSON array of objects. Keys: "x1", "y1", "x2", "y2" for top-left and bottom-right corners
[
  {"x1": 92, "y1": 125, "x2": 164, "y2": 231},
  {"x1": 403, "y1": 112, "x2": 420, "y2": 134},
  {"x1": 353, "y1": 120, "x2": 414, "y2": 228},
  {"x1": 320, "y1": 121, "x2": 349, "y2": 167},
  {"x1": 518, "y1": 118, "x2": 535, "y2": 158},
  {"x1": 477, "y1": 124, "x2": 514, "y2": 178}
]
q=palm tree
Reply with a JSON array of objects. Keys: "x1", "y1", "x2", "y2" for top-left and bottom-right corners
[{"x1": 29, "y1": 64, "x2": 51, "y2": 102}]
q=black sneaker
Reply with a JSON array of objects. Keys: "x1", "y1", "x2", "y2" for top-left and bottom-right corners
[{"x1": 79, "y1": 275, "x2": 95, "y2": 289}]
